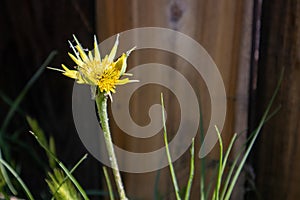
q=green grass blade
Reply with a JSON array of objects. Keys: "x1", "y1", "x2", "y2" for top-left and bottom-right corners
[
  {"x1": 221, "y1": 121, "x2": 274, "y2": 200},
  {"x1": 220, "y1": 113, "x2": 277, "y2": 200},
  {"x1": 26, "y1": 116, "x2": 57, "y2": 168},
  {"x1": 0, "y1": 149, "x2": 17, "y2": 195},
  {"x1": 160, "y1": 93, "x2": 181, "y2": 200},
  {"x1": 51, "y1": 154, "x2": 88, "y2": 200},
  {"x1": 49, "y1": 136, "x2": 57, "y2": 169},
  {"x1": 0, "y1": 51, "x2": 57, "y2": 135},
  {"x1": 212, "y1": 126, "x2": 223, "y2": 200},
  {"x1": 220, "y1": 150, "x2": 241, "y2": 200},
  {"x1": 221, "y1": 134, "x2": 237, "y2": 174},
  {"x1": 30, "y1": 131, "x2": 89, "y2": 200},
  {"x1": 220, "y1": 105, "x2": 281, "y2": 200},
  {"x1": 0, "y1": 91, "x2": 25, "y2": 116},
  {"x1": 5, "y1": 135, "x2": 46, "y2": 169},
  {"x1": 26, "y1": 116, "x2": 48, "y2": 149},
  {"x1": 223, "y1": 70, "x2": 283, "y2": 200},
  {"x1": 0, "y1": 158, "x2": 34, "y2": 200},
  {"x1": 103, "y1": 166, "x2": 115, "y2": 200},
  {"x1": 184, "y1": 138, "x2": 195, "y2": 200},
  {"x1": 219, "y1": 134, "x2": 237, "y2": 200},
  {"x1": 0, "y1": 51, "x2": 57, "y2": 195}
]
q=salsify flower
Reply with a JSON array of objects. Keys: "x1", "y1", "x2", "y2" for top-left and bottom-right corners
[{"x1": 49, "y1": 34, "x2": 137, "y2": 100}]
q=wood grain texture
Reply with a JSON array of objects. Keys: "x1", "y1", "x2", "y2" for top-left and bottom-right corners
[
  {"x1": 253, "y1": 0, "x2": 300, "y2": 199},
  {"x1": 96, "y1": 0, "x2": 251, "y2": 199}
]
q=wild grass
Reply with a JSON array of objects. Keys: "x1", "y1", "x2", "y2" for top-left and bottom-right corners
[{"x1": 0, "y1": 51, "x2": 282, "y2": 199}]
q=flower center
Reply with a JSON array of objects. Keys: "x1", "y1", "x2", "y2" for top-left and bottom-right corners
[{"x1": 97, "y1": 65, "x2": 121, "y2": 93}]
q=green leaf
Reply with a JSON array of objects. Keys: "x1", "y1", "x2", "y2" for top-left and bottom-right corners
[
  {"x1": 30, "y1": 131, "x2": 89, "y2": 200},
  {"x1": 0, "y1": 157, "x2": 34, "y2": 200},
  {"x1": 184, "y1": 138, "x2": 194, "y2": 200},
  {"x1": 26, "y1": 116, "x2": 57, "y2": 169},
  {"x1": 46, "y1": 168, "x2": 82, "y2": 200},
  {"x1": 161, "y1": 93, "x2": 181, "y2": 200},
  {"x1": 223, "y1": 69, "x2": 284, "y2": 200}
]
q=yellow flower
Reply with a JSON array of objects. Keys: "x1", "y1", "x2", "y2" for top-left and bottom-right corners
[{"x1": 49, "y1": 34, "x2": 137, "y2": 99}]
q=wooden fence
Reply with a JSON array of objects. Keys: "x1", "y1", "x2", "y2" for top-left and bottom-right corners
[
  {"x1": 96, "y1": 0, "x2": 252, "y2": 199},
  {"x1": 0, "y1": 0, "x2": 299, "y2": 199}
]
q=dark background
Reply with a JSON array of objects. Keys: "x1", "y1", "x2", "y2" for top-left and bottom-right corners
[{"x1": 0, "y1": 1, "x2": 102, "y2": 199}]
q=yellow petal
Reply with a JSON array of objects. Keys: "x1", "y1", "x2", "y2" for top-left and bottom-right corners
[
  {"x1": 73, "y1": 35, "x2": 90, "y2": 63},
  {"x1": 61, "y1": 64, "x2": 70, "y2": 71},
  {"x1": 88, "y1": 51, "x2": 93, "y2": 61},
  {"x1": 114, "y1": 53, "x2": 127, "y2": 73},
  {"x1": 61, "y1": 64, "x2": 78, "y2": 79},
  {"x1": 76, "y1": 45, "x2": 90, "y2": 63},
  {"x1": 77, "y1": 69, "x2": 97, "y2": 85},
  {"x1": 116, "y1": 79, "x2": 139, "y2": 85},
  {"x1": 76, "y1": 78, "x2": 85, "y2": 84},
  {"x1": 68, "y1": 52, "x2": 84, "y2": 66},
  {"x1": 94, "y1": 35, "x2": 101, "y2": 62},
  {"x1": 108, "y1": 34, "x2": 119, "y2": 63},
  {"x1": 114, "y1": 46, "x2": 135, "y2": 75},
  {"x1": 115, "y1": 78, "x2": 130, "y2": 85},
  {"x1": 101, "y1": 55, "x2": 109, "y2": 66}
]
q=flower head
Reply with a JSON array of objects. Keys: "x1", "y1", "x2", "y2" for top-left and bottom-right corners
[{"x1": 49, "y1": 34, "x2": 137, "y2": 99}]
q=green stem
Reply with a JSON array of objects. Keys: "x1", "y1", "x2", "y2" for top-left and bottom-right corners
[
  {"x1": 95, "y1": 93, "x2": 128, "y2": 200},
  {"x1": 103, "y1": 166, "x2": 115, "y2": 200},
  {"x1": 161, "y1": 94, "x2": 181, "y2": 200},
  {"x1": 30, "y1": 131, "x2": 89, "y2": 200},
  {"x1": 213, "y1": 126, "x2": 223, "y2": 200},
  {"x1": 184, "y1": 138, "x2": 195, "y2": 200},
  {"x1": 51, "y1": 154, "x2": 88, "y2": 200},
  {"x1": 223, "y1": 69, "x2": 284, "y2": 200},
  {"x1": 0, "y1": 158, "x2": 34, "y2": 200}
]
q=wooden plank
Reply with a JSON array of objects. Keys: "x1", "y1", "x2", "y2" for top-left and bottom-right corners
[
  {"x1": 252, "y1": 0, "x2": 300, "y2": 199},
  {"x1": 96, "y1": 0, "x2": 251, "y2": 199}
]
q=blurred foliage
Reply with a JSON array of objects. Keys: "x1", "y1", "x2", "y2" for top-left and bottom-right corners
[
  {"x1": 26, "y1": 116, "x2": 56, "y2": 169},
  {"x1": 46, "y1": 168, "x2": 82, "y2": 200}
]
